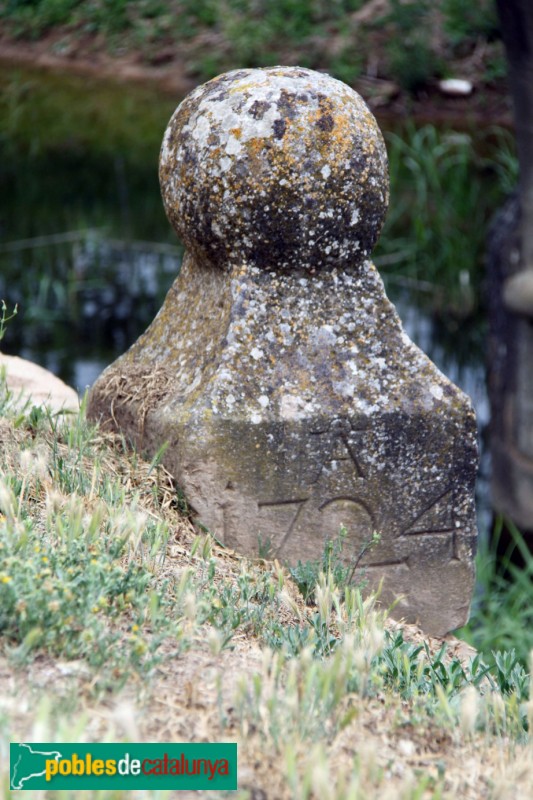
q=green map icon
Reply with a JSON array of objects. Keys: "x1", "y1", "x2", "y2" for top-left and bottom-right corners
[{"x1": 10, "y1": 743, "x2": 63, "y2": 789}]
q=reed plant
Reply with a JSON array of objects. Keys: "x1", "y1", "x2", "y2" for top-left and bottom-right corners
[{"x1": 376, "y1": 125, "x2": 517, "y2": 315}]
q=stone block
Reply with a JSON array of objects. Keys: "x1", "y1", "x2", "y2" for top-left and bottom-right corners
[{"x1": 87, "y1": 67, "x2": 478, "y2": 635}]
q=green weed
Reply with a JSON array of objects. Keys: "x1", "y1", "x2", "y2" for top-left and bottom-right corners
[
  {"x1": 0, "y1": 413, "x2": 182, "y2": 691},
  {"x1": 0, "y1": 301, "x2": 18, "y2": 343},
  {"x1": 288, "y1": 526, "x2": 380, "y2": 604},
  {"x1": 239, "y1": 568, "x2": 531, "y2": 752},
  {"x1": 458, "y1": 517, "x2": 533, "y2": 670}
]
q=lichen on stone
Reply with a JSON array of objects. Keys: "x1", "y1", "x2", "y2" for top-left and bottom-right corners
[{"x1": 159, "y1": 66, "x2": 389, "y2": 274}]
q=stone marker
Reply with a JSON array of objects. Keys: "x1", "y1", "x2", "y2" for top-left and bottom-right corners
[{"x1": 87, "y1": 67, "x2": 478, "y2": 635}]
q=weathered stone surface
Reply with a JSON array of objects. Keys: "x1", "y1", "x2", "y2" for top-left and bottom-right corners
[
  {"x1": 0, "y1": 353, "x2": 78, "y2": 414},
  {"x1": 159, "y1": 67, "x2": 388, "y2": 274},
  {"x1": 88, "y1": 67, "x2": 478, "y2": 635}
]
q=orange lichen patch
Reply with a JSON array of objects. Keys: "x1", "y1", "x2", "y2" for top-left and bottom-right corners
[{"x1": 245, "y1": 137, "x2": 267, "y2": 158}]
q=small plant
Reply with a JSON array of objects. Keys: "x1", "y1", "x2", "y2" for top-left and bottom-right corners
[
  {"x1": 0, "y1": 300, "x2": 18, "y2": 343},
  {"x1": 257, "y1": 533, "x2": 274, "y2": 560},
  {"x1": 289, "y1": 526, "x2": 380, "y2": 604},
  {"x1": 484, "y1": 49, "x2": 507, "y2": 82},
  {"x1": 0, "y1": 474, "x2": 180, "y2": 686}
]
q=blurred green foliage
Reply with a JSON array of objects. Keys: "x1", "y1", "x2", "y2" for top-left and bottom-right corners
[
  {"x1": 458, "y1": 518, "x2": 533, "y2": 669},
  {"x1": 0, "y1": 0, "x2": 503, "y2": 92},
  {"x1": 375, "y1": 124, "x2": 518, "y2": 315}
]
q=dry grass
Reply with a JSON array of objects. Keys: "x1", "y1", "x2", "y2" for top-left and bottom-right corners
[
  {"x1": 96, "y1": 365, "x2": 175, "y2": 444},
  {"x1": 0, "y1": 393, "x2": 531, "y2": 799}
]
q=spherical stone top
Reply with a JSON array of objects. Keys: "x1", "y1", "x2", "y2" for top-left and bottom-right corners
[{"x1": 159, "y1": 67, "x2": 389, "y2": 273}]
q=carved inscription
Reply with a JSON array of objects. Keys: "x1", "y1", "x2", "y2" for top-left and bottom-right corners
[
  {"x1": 308, "y1": 417, "x2": 370, "y2": 485},
  {"x1": 254, "y1": 417, "x2": 464, "y2": 572},
  {"x1": 257, "y1": 498, "x2": 307, "y2": 555},
  {"x1": 255, "y1": 418, "x2": 376, "y2": 558},
  {"x1": 400, "y1": 489, "x2": 455, "y2": 535},
  {"x1": 257, "y1": 493, "x2": 375, "y2": 559},
  {"x1": 398, "y1": 487, "x2": 460, "y2": 562}
]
